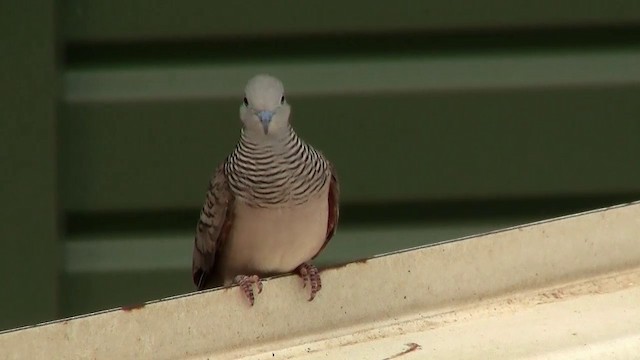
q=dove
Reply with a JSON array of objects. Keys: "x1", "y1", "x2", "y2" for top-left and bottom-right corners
[{"x1": 191, "y1": 74, "x2": 340, "y2": 305}]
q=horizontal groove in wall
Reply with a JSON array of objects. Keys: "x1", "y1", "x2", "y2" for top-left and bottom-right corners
[
  {"x1": 64, "y1": 27, "x2": 640, "y2": 68},
  {"x1": 62, "y1": 0, "x2": 640, "y2": 43}
]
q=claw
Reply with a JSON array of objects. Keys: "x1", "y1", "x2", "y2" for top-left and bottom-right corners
[
  {"x1": 296, "y1": 263, "x2": 322, "y2": 301},
  {"x1": 233, "y1": 274, "x2": 263, "y2": 306}
]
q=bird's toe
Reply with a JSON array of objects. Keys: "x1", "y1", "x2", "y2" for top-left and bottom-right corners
[
  {"x1": 296, "y1": 263, "x2": 322, "y2": 301},
  {"x1": 233, "y1": 274, "x2": 263, "y2": 306}
]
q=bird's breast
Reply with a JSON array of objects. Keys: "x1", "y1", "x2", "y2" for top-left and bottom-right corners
[{"x1": 219, "y1": 183, "x2": 330, "y2": 284}]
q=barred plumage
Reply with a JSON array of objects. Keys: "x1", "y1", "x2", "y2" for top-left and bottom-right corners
[
  {"x1": 224, "y1": 125, "x2": 329, "y2": 207},
  {"x1": 192, "y1": 74, "x2": 339, "y2": 305}
]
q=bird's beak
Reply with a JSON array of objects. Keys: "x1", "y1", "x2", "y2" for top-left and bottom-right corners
[{"x1": 257, "y1": 111, "x2": 274, "y2": 134}]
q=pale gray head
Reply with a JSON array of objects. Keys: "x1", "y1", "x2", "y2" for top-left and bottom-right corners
[{"x1": 239, "y1": 74, "x2": 291, "y2": 137}]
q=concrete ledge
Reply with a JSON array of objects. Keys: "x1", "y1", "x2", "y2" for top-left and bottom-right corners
[
  {"x1": 260, "y1": 267, "x2": 640, "y2": 359},
  {"x1": 2, "y1": 201, "x2": 640, "y2": 359}
]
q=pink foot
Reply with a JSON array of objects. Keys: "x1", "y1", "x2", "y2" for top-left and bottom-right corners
[
  {"x1": 233, "y1": 274, "x2": 263, "y2": 306},
  {"x1": 296, "y1": 263, "x2": 322, "y2": 301}
]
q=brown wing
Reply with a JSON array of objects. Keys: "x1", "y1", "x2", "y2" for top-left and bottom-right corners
[
  {"x1": 312, "y1": 163, "x2": 340, "y2": 259},
  {"x1": 191, "y1": 163, "x2": 235, "y2": 290}
]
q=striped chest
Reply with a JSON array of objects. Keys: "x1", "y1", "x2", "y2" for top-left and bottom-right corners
[{"x1": 224, "y1": 129, "x2": 329, "y2": 207}]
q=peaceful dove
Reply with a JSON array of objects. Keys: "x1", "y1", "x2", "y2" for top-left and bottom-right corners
[{"x1": 191, "y1": 74, "x2": 340, "y2": 305}]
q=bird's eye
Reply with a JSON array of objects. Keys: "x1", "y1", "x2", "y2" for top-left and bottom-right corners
[
  {"x1": 243, "y1": 97, "x2": 249, "y2": 106},
  {"x1": 280, "y1": 95, "x2": 285, "y2": 104}
]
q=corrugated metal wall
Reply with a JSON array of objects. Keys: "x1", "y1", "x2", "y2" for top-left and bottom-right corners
[{"x1": 2, "y1": 0, "x2": 640, "y2": 330}]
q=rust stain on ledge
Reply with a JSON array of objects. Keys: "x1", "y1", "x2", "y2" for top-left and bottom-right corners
[{"x1": 121, "y1": 303, "x2": 146, "y2": 312}]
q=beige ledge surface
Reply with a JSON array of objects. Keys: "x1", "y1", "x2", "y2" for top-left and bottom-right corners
[{"x1": 1, "y1": 201, "x2": 640, "y2": 359}]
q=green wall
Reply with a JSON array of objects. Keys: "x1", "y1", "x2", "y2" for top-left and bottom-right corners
[{"x1": 2, "y1": 0, "x2": 640, "y2": 330}]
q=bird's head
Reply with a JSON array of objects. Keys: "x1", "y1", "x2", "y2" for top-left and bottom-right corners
[{"x1": 239, "y1": 74, "x2": 291, "y2": 137}]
